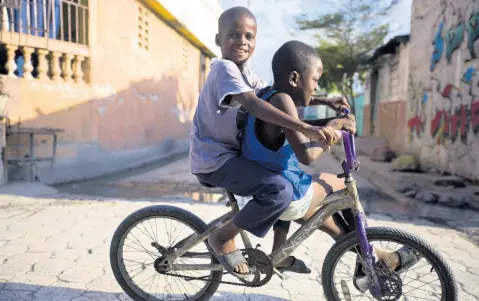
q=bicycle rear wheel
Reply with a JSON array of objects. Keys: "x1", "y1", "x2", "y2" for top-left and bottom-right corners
[
  {"x1": 322, "y1": 227, "x2": 457, "y2": 301},
  {"x1": 110, "y1": 205, "x2": 223, "y2": 301}
]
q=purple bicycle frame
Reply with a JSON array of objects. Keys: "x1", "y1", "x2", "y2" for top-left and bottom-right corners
[{"x1": 340, "y1": 126, "x2": 382, "y2": 297}]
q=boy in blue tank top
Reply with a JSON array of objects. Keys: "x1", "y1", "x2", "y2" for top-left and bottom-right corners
[{"x1": 242, "y1": 40, "x2": 421, "y2": 291}]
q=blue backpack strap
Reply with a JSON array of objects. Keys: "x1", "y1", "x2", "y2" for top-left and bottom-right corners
[
  {"x1": 259, "y1": 88, "x2": 279, "y2": 101},
  {"x1": 256, "y1": 86, "x2": 272, "y2": 99}
]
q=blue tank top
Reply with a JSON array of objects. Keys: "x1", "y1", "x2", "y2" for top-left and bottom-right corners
[{"x1": 241, "y1": 88, "x2": 312, "y2": 201}]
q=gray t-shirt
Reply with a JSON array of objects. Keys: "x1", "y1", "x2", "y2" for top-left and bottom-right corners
[{"x1": 190, "y1": 59, "x2": 266, "y2": 174}]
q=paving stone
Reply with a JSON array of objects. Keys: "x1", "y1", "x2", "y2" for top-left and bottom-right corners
[
  {"x1": 58, "y1": 267, "x2": 102, "y2": 284},
  {"x1": 5, "y1": 252, "x2": 52, "y2": 266},
  {"x1": 33, "y1": 284, "x2": 85, "y2": 301},
  {"x1": 0, "y1": 244, "x2": 28, "y2": 258},
  {"x1": 118, "y1": 293, "x2": 134, "y2": 301},
  {"x1": 72, "y1": 292, "x2": 120, "y2": 301},
  {"x1": 33, "y1": 258, "x2": 75, "y2": 275},
  {"x1": 85, "y1": 275, "x2": 122, "y2": 293},
  {"x1": 51, "y1": 249, "x2": 88, "y2": 261},
  {"x1": 4, "y1": 272, "x2": 57, "y2": 291},
  {"x1": 0, "y1": 262, "x2": 31, "y2": 279},
  {"x1": 0, "y1": 290, "x2": 34, "y2": 301}
]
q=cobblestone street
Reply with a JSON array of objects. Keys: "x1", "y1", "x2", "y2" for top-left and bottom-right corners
[{"x1": 0, "y1": 155, "x2": 478, "y2": 300}]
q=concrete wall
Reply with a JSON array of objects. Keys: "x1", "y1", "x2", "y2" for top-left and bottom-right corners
[
  {"x1": 364, "y1": 42, "x2": 409, "y2": 153},
  {"x1": 2, "y1": 0, "x2": 218, "y2": 184},
  {"x1": 406, "y1": 0, "x2": 479, "y2": 180}
]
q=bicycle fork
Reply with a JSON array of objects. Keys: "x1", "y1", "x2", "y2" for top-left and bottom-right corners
[{"x1": 348, "y1": 177, "x2": 382, "y2": 298}]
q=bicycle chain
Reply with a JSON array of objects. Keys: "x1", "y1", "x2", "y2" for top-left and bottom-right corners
[
  {"x1": 159, "y1": 249, "x2": 271, "y2": 288},
  {"x1": 161, "y1": 271, "x2": 256, "y2": 287}
]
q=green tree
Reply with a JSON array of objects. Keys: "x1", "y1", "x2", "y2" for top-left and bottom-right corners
[{"x1": 297, "y1": 0, "x2": 399, "y2": 115}]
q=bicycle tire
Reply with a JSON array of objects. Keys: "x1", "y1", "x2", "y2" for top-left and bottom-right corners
[{"x1": 321, "y1": 227, "x2": 458, "y2": 301}]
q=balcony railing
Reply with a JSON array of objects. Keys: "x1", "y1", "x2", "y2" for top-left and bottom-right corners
[{"x1": 0, "y1": 0, "x2": 89, "y2": 83}]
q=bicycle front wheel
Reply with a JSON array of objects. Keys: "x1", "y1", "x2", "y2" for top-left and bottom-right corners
[{"x1": 322, "y1": 227, "x2": 457, "y2": 301}]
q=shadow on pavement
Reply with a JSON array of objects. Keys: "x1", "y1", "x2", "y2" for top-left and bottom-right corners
[{"x1": 0, "y1": 283, "x2": 290, "y2": 301}]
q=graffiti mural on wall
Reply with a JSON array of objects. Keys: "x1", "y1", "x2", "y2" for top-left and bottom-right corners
[
  {"x1": 429, "y1": 1, "x2": 478, "y2": 68},
  {"x1": 429, "y1": 101, "x2": 479, "y2": 144},
  {"x1": 408, "y1": 0, "x2": 479, "y2": 147},
  {"x1": 466, "y1": 8, "x2": 479, "y2": 59},
  {"x1": 407, "y1": 75, "x2": 428, "y2": 141}
]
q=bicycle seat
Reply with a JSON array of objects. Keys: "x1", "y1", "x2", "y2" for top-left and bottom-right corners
[{"x1": 198, "y1": 180, "x2": 215, "y2": 188}]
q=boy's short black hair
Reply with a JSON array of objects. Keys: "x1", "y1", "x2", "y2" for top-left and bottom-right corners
[
  {"x1": 218, "y1": 6, "x2": 256, "y2": 32},
  {"x1": 272, "y1": 40, "x2": 320, "y2": 82}
]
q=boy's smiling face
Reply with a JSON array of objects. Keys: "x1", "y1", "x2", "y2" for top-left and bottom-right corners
[{"x1": 216, "y1": 15, "x2": 257, "y2": 67}]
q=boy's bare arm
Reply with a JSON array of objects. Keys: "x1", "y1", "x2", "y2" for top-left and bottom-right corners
[
  {"x1": 309, "y1": 95, "x2": 350, "y2": 112},
  {"x1": 268, "y1": 94, "x2": 341, "y2": 166},
  {"x1": 303, "y1": 117, "x2": 337, "y2": 127},
  {"x1": 235, "y1": 91, "x2": 329, "y2": 141}
]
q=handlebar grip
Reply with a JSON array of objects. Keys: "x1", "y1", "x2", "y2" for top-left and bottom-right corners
[{"x1": 342, "y1": 108, "x2": 350, "y2": 115}]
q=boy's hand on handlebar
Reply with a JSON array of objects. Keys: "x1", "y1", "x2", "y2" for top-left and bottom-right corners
[
  {"x1": 341, "y1": 118, "x2": 356, "y2": 134},
  {"x1": 327, "y1": 96, "x2": 350, "y2": 112},
  {"x1": 303, "y1": 126, "x2": 342, "y2": 145},
  {"x1": 344, "y1": 113, "x2": 356, "y2": 123},
  {"x1": 326, "y1": 117, "x2": 356, "y2": 134},
  {"x1": 327, "y1": 127, "x2": 343, "y2": 145},
  {"x1": 303, "y1": 125, "x2": 328, "y2": 141}
]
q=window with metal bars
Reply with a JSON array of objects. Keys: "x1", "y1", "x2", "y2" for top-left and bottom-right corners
[{"x1": 0, "y1": 0, "x2": 89, "y2": 45}]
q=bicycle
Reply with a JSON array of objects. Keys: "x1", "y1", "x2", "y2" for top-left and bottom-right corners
[{"x1": 110, "y1": 118, "x2": 458, "y2": 301}]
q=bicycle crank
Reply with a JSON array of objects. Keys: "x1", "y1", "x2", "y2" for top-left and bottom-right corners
[{"x1": 158, "y1": 248, "x2": 274, "y2": 288}]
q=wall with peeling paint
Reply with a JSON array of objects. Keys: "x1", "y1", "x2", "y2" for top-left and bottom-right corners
[
  {"x1": 2, "y1": 0, "x2": 216, "y2": 184},
  {"x1": 407, "y1": 0, "x2": 479, "y2": 180},
  {"x1": 363, "y1": 40, "x2": 410, "y2": 154}
]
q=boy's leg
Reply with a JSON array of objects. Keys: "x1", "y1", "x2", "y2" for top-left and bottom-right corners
[
  {"x1": 301, "y1": 173, "x2": 402, "y2": 269},
  {"x1": 270, "y1": 174, "x2": 350, "y2": 271},
  {"x1": 196, "y1": 156, "x2": 293, "y2": 275},
  {"x1": 272, "y1": 220, "x2": 294, "y2": 268},
  {"x1": 272, "y1": 220, "x2": 291, "y2": 252},
  {"x1": 271, "y1": 220, "x2": 311, "y2": 273},
  {"x1": 300, "y1": 173, "x2": 350, "y2": 239}
]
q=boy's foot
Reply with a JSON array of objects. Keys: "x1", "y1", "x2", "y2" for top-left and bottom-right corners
[
  {"x1": 353, "y1": 246, "x2": 421, "y2": 292},
  {"x1": 208, "y1": 231, "x2": 251, "y2": 278},
  {"x1": 276, "y1": 256, "x2": 311, "y2": 274}
]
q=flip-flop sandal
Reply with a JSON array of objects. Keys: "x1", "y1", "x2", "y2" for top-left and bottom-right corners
[
  {"x1": 393, "y1": 246, "x2": 422, "y2": 274},
  {"x1": 276, "y1": 256, "x2": 311, "y2": 274},
  {"x1": 216, "y1": 249, "x2": 253, "y2": 279},
  {"x1": 353, "y1": 246, "x2": 422, "y2": 292}
]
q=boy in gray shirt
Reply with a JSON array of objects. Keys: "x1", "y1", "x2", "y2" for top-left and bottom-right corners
[{"x1": 190, "y1": 6, "x2": 348, "y2": 278}]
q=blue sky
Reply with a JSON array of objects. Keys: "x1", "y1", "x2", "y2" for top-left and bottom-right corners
[{"x1": 218, "y1": 0, "x2": 413, "y2": 83}]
